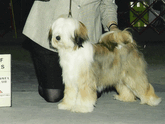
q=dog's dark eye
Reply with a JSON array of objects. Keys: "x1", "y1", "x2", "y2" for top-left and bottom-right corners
[{"x1": 56, "y1": 36, "x2": 61, "y2": 41}]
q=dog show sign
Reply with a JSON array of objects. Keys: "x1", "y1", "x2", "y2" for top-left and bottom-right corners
[{"x1": 0, "y1": 54, "x2": 11, "y2": 107}]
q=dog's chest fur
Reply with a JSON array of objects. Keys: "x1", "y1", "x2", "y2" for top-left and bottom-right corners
[{"x1": 58, "y1": 42, "x2": 94, "y2": 84}]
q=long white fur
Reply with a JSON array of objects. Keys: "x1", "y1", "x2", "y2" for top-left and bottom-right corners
[{"x1": 59, "y1": 42, "x2": 94, "y2": 86}]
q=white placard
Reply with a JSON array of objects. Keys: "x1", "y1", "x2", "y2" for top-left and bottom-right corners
[{"x1": 0, "y1": 54, "x2": 11, "y2": 107}]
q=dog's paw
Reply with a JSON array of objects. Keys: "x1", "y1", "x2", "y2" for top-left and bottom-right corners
[
  {"x1": 58, "y1": 102, "x2": 72, "y2": 110},
  {"x1": 71, "y1": 105, "x2": 94, "y2": 113},
  {"x1": 113, "y1": 94, "x2": 136, "y2": 102}
]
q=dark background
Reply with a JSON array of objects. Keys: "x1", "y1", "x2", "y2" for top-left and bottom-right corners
[{"x1": 0, "y1": 0, "x2": 34, "y2": 30}]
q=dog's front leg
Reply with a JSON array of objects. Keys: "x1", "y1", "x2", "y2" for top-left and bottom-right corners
[
  {"x1": 71, "y1": 81, "x2": 97, "y2": 113},
  {"x1": 58, "y1": 84, "x2": 77, "y2": 111}
]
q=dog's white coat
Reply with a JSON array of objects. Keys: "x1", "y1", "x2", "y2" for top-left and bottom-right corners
[{"x1": 59, "y1": 42, "x2": 94, "y2": 86}]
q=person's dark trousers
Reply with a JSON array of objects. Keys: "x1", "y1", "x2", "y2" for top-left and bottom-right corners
[{"x1": 29, "y1": 41, "x2": 64, "y2": 102}]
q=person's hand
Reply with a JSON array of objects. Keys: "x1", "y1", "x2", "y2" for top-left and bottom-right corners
[
  {"x1": 107, "y1": 22, "x2": 118, "y2": 32},
  {"x1": 108, "y1": 24, "x2": 118, "y2": 31}
]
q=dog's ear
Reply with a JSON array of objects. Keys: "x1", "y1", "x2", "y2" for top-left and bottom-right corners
[
  {"x1": 48, "y1": 28, "x2": 57, "y2": 50},
  {"x1": 74, "y1": 22, "x2": 89, "y2": 48}
]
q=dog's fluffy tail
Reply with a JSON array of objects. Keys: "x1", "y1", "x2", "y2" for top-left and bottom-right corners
[
  {"x1": 99, "y1": 28, "x2": 138, "y2": 51},
  {"x1": 112, "y1": 28, "x2": 134, "y2": 44}
]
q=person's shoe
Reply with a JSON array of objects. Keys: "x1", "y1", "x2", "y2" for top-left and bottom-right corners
[{"x1": 38, "y1": 86, "x2": 64, "y2": 102}]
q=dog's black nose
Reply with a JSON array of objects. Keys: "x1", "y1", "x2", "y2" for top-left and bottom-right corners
[{"x1": 56, "y1": 36, "x2": 61, "y2": 41}]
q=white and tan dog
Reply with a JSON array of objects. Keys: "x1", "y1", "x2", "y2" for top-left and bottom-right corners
[{"x1": 48, "y1": 17, "x2": 161, "y2": 113}]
